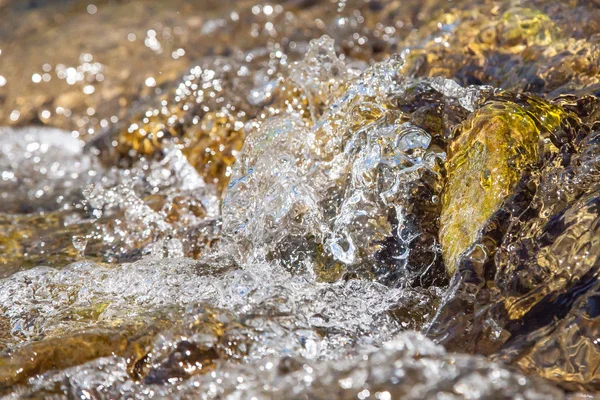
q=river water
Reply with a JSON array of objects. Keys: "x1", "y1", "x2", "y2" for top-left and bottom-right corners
[{"x1": 1, "y1": 0, "x2": 600, "y2": 398}]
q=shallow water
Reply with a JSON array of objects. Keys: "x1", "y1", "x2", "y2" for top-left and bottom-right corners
[{"x1": 2, "y1": 0, "x2": 600, "y2": 398}]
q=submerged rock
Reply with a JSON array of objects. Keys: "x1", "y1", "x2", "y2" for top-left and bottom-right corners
[
  {"x1": 4, "y1": 332, "x2": 566, "y2": 399},
  {"x1": 497, "y1": 190, "x2": 600, "y2": 391},
  {"x1": 440, "y1": 94, "x2": 566, "y2": 274},
  {"x1": 401, "y1": 2, "x2": 600, "y2": 97},
  {"x1": 428, "y1": 94, "x2": 600, "y2": 391}
]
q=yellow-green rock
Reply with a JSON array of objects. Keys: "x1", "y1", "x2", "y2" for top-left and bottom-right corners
[{"x1": 440, "y1": 97, "x2": 565, "y2": 274}]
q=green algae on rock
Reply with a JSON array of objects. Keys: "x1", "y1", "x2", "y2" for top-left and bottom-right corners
[
  {"x1": 440, "y1": 94, "x2": 566, "y2": 274},
  {"x1": 428, "y1": 94, "x2": 600, "y2": 391}
]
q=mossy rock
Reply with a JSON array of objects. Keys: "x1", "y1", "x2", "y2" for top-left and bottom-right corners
[{"x1": 440, "y1": 96, "x2": 565, "y2": 274}]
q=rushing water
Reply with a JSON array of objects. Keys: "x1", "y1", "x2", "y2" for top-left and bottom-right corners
[{"x1": 2, "y1": 0, "x2": 600, "y2": 398}]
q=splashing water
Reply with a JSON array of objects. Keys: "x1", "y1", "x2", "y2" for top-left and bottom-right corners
[{"x1": 3, "y1": 0, "x2": 600, "y2": 398}]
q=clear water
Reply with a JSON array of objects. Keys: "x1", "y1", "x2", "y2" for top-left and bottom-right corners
[{"x1": 2, "y1": 0, "x2": 600, "y2": 398}]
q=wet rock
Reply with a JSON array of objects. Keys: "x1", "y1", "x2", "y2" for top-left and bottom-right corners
[
  {"x1": 428, "y1": 95, "x2": 600, "y2": 391},
  {"x1": 497, "y1": 190, "x2": 600, "y2": 391},
  {"x1": 439, "y1": 94, "x2": 565, "y2": 274},
  {"x1": 401, "y1": 3, "x2": 600, "y2": 96},
  {"x1": 4, "y1": 332, "x2": 566, "y2": 399},
  {"x1": 0, "y1": 319, "x2": 171, "y2": 393}
]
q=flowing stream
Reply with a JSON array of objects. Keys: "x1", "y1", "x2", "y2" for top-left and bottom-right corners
[{"x1": 1, "y1": 0, "x2": 600, "y2": 398}]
